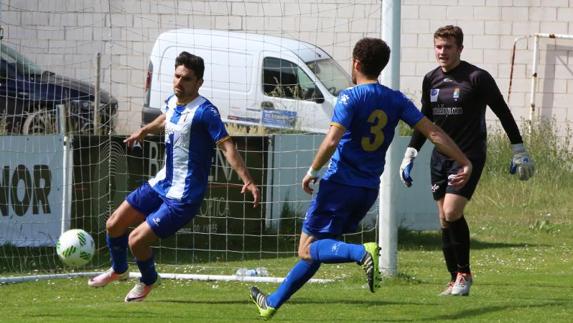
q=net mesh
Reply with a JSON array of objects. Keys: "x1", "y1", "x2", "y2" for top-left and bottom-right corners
[{"x1": 0, "y1": 0, "x2": 382, "y2": 276}]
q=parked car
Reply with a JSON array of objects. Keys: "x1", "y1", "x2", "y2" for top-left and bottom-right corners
[{"x1": 0, "y1": 44, "x2": 117, "y2": 134}]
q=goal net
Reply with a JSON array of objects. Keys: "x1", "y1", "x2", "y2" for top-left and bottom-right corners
[{"x1": 0, "y1": 0, "x2": 383, "y2": 281}]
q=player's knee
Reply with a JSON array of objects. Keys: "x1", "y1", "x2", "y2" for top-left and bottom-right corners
[
  {"x1": 106, "y1": 211, "x2": 124, "y2": 236},
  {"x1": 443, "y1": 209, "x2": 462, "y2": 223},
  {"x1": 128, "y1": 230, "x2": 142, "y2": 250},
  {"x1": 297, "y1": 245, "x2": 311, "y2": 260},
  {"x1": 440, "y1": 218, "x2": 449, "y2": 228}
]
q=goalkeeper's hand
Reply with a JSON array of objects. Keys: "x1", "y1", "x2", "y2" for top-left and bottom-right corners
[
  {"x1": 399, "y1": 147, "x2": 418, "y2": 187},
  {"x1": 510, "y1": 143, "x2": 534, "y2": 181}
]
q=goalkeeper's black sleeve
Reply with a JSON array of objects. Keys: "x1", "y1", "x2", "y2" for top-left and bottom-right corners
[{"x1": 479, "y1": 71, "x2": 523, "y2": 145}]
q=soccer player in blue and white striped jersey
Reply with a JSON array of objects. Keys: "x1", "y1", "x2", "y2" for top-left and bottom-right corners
[{"x1": 88, "y1": 52, "x2": 260, "y2": 302}]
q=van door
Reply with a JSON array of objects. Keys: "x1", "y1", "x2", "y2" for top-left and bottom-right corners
[{"x1": 260, "y1": 55, "x2": 331, "y2": 133}]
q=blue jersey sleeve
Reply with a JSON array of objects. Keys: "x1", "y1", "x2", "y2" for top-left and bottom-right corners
[
  {"x1": 398, "y1": 93, "x2": 424, "y2": 127},
  {"x1": 201, "y1": 104, "x2": 230, "y2": 144},
  {"x1": 331, "y1": 90, "x2": 355, "y2": 129}
]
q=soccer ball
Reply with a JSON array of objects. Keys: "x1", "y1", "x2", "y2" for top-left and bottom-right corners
[{"x1": 56, "y1": 229, "x2": 95, "y2": 267}]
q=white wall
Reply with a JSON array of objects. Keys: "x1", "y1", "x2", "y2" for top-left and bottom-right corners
[
  {"x1": 400, "y1": 0, "x2": 573, "y2": 138},
  {"x1": 1, "y1": 0, "x2": 572, "y2": 136}
]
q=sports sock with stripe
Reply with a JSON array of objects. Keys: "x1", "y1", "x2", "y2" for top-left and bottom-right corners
[
  {"x1": 266, "y1": 260, "x2": 321, "y2": 309},
  {"x1": 309, "y1": 239, "x2": 365, "y2": 263}
]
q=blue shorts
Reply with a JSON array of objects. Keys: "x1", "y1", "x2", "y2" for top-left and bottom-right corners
[
  {"x1": 126, "y1": 182, "x2": 201, "y2": 239},
  {"x1": 302, "y1": 179, "x2": 378, "y2": 239}
]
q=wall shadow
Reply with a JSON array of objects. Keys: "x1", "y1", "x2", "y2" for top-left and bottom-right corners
[{"x1": 398, "y1": 229, "x2": 540, "y2": 251}]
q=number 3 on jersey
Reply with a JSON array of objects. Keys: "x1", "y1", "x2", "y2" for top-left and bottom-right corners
[{"x1": 361, "y1": 109, "x2": 388, "y2": 152}]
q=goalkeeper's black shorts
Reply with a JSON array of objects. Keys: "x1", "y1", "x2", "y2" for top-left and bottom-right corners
[{"x1": 430, "y1": 150, "x2": 485, "y2": 201}]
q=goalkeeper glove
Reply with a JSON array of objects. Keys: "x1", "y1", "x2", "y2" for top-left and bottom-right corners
[
  {"x1": 510, "y1": 143, "x2": 534, "y2": 181},
  {"x1": 399, "y1": 147, "x2": 418, "y2": 187}
]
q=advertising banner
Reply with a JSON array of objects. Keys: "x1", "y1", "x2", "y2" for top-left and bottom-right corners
[{"x1": 0, "y1": 135, "x2": 65, "y2": 247}]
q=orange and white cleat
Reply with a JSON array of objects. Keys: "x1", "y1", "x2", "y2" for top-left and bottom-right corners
[
  {"x1": 88, "y1": 268, "x2": 129, "y2": 287},
  {"x1": 439, "y1": 280, "x2": 455, "y2": 296},
  {"x1": 451, "y1": 272, "x2": 472, "y2": 296},
  {"x1": 124, "y1": 276, "x2": 161, "y2": 302}
]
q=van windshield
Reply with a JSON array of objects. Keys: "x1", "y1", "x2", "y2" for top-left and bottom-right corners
[{"x1": 306, "y1": 58, "x2": 352, "y2": 96}]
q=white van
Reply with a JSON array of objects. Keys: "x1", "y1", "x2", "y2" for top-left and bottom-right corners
[{"x1": 142, "y1": 29, "x2": 352, "y2": 133}]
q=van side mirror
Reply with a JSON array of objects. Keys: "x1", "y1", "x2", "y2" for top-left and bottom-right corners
[{"x1": 313, "y1": 87, "x2": 324, "y2": 103}]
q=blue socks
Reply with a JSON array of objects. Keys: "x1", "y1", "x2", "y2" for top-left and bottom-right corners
[
  {"x1": 309, "y1": 239, "x2": 366, "y2": 263},
  {"x1": 107, "y1": 233, "x2": 157, "y2": 285},
  {"x1": 106, "y1": 234, "x2": 128, "y2": 274},
  {"x1": 267, "y1": 260, "x2": 321, "y2": 309},
  {"x1": 266, "y1": 239, "x2": 367, "y2": 309},
  {"x1": 136, "y1": 256, "x2": 158, "y2": 285}
]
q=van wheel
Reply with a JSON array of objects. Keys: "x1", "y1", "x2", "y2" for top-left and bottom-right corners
[{"x1": 22, "y1": 108, "x2": 57, "y2": 135}]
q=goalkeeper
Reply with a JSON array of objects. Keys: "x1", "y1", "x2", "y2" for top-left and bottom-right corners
[
  {"x1": 250, "y1": 37, "x2": 472, "y2": 320},
  {"x1": 399, "y1": 25, "x2": 534, "y2": 297}
]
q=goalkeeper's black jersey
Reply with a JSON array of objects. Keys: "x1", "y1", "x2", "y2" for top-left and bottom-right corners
[{"x1": 409, "y1": 61, "x2": 522, "y2": 158}]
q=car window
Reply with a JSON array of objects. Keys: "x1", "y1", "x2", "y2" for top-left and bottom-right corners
[
  {"x1": 306, "y1": 58, "x2": 352, "y2": 97},
  {"x1": 262, "y1": 57, "x2": 323, "y2": 102},
  {"x1": 0, "y1": 44, "x2": 44, "y2": 76}
]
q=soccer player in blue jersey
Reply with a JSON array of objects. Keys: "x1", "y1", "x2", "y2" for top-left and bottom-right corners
[
  {"x1": 87, "y1": 51, "x2": 260, "y2": 302},
  {"x1": 249, "y1": 38, "x2": 473, "y2": 320}
]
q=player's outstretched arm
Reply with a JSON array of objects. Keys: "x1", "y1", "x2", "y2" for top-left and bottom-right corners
[
  {"x1": 302, "y1": 124, "x2": 345, "y2": 194},
  {"x1": 413, "y1": 117, "x2": 473, "y2": 189},
  {"x1": 124, "y1": 114, "x2": 166, "y2": 148},
  {"x1": 480, "y1": 71, "x2": 534, "y2": 180},
  {"x1": 219, "y1": 138, "x2": 260, "y2": 208}
]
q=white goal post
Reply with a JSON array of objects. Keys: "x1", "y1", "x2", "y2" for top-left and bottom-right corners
[
  {"x1": 509, "y1": 32, "x2": 573, "y2": 132},
  {"x1": 379, "y1": 0, "x2": 401, "y2": 277}
]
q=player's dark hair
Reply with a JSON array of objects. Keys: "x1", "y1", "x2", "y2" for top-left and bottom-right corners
[
  {"x1": 175, "y1": 51, "x2": 205, "y2": 79},
  {"x1": 352, "y1": 38, "x2": 390, "y2": 78},
  {"x1": 434, "y1": 25, "x2": 464, "y2": 47}
]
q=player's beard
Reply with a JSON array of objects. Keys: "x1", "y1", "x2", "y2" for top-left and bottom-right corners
[{"x1": 174, "y1": 87, "x2": 194, "y2": 103}]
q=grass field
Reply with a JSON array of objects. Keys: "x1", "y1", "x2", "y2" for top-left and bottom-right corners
[{"x1": 2, "y1": 121, "x2": 572, "y2": 322}]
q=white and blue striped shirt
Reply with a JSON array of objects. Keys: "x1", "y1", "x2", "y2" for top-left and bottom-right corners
[{"x1": 148, "y1": 95, "x2": 230, "y2": 203}]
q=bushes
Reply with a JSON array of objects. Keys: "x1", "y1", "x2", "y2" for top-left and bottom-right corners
[{"x1": 472, "y1": 118, "x2": 573, "y2": 222}]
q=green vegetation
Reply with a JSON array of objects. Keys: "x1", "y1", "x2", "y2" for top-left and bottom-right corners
[
  {"x1": 226, "y1": 123, "x2": 269, "y2": 136},
  {"x1": 0, "y1": 114, "x2": 7, "y2": 135},
  {"x1": 1, "y1": 119, "x2": 571, "y2": 322}
]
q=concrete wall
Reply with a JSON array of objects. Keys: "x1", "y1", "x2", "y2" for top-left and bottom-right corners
[
  {"x1": 1, "y1": 0, "x2": 572, "y2": 136},
  {"x1": 400, "y1": 0, "x2": 573, "y2": 138}
]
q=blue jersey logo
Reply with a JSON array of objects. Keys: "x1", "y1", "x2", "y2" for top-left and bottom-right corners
[
  {"x1": 430, "y1": 89, "x2": 439, "y2": 102},
  {"x1": 453, "y1": 87, "x2": 460, "y2": 101}
]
